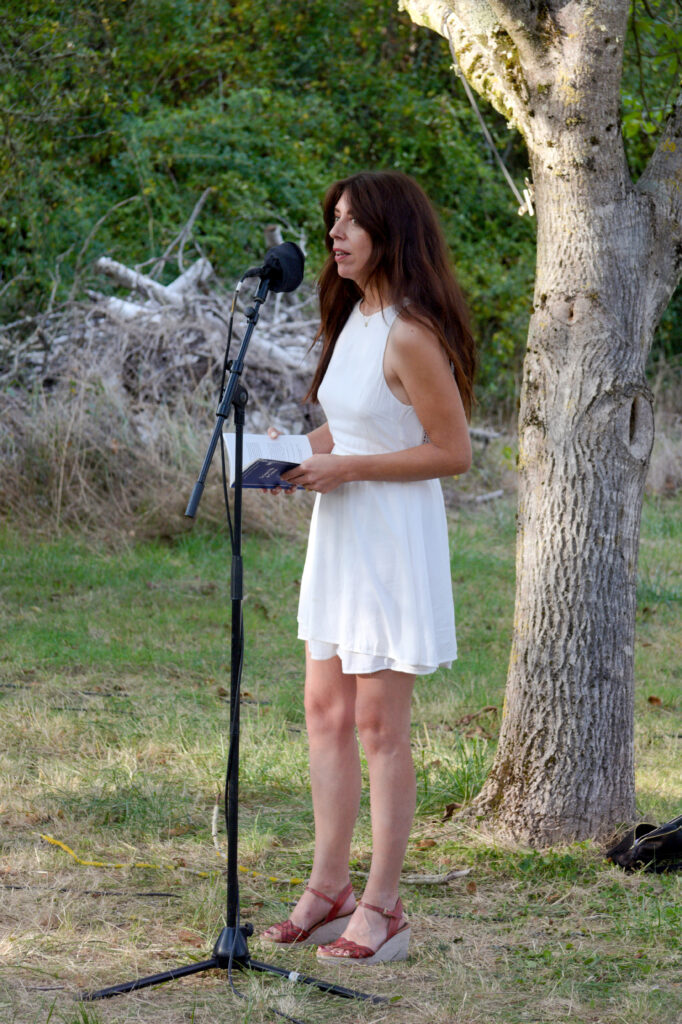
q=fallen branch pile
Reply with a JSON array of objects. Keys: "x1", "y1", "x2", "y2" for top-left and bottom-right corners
[
  {"x1": 0, "y1": 253, "x2": 320, "y2": 437},
  {"x1": 0, "y1": 242, "x2": 323, "y2": 535}
]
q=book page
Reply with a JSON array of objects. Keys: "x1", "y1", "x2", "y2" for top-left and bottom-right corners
[
  {"x1": 241, "y1": 434, "x2": 312, "y2": 466},
  {"x1": 222, "y1": 432, "x2": 312, "y2": 487}
]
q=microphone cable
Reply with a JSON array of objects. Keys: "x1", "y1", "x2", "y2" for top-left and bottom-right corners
[{"x1": 218, "y1": 273, "x2": 249, "y2": 549}]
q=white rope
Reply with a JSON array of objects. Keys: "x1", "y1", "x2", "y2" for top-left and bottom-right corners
[{"x1": 443, "y1": 21, "x2": 534, "y2": 217}]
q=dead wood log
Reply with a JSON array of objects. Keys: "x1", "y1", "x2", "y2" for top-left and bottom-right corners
[{"x1": 94, "y1": 256, "x2": 214, "y2": 308}]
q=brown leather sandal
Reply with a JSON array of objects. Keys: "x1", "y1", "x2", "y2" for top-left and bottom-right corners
[
  {"x1": 260, "y1": 881, "x2": 355, "y2": 947},
  {"x1": 316, "y1": 896, "x2": 410, "y2": 965}
]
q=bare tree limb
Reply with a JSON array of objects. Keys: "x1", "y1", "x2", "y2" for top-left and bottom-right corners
[
  {"x1": 637, "y1": 90, "x2": 682, "y2": 317},
  {"x1": 0, "y1": 268, "x2": 27, "y2": 301},
  {"x1": 401, "y1": 868, "x2": 471, "y2": 884},
  {"x1": 165, "y1": 258, "x2": 214, "y2": 297},
  {"x1": 399, "y1": 0, "x2": 534, "y2": 134},
  {"x1": 148, "y1": 187, "x2": 215, "y2": 278},
  {"x1": 68, "y1": 196, "x2": 142, "y2": 301},
  {"x1": 95, "y1": 256, "x2": 215, "y2": 311},
  {"x1": 639, "y1": 91, "x2": 682, "y2": 220},
  {"x1": 95, "y1": 257, "x2": 184, "y2": 307},
  {"x1": 47, "y1": 248, "x2": 74, "y2": 315}
]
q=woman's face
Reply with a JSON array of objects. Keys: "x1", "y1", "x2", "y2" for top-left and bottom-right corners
[{"x1": 329, "y1": 191, "x2": 373, "y2": 290}]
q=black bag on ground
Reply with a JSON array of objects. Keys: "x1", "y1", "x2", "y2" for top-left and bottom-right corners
[{"x1": 606, "y1": 814, "x2": 682, "y2": 872}]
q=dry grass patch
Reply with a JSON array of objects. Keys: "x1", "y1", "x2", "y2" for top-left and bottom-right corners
[{"x1": 1, "y1": 499, "x2": 680, "y2": 1023}]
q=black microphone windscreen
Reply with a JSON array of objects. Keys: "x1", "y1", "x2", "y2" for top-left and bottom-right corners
[{"x1": 262, "y1": 242, "x2": 305, "y2": 293}]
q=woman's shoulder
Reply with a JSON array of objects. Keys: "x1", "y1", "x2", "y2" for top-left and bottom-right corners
[{"x1": 389, "y1": 307, "x2": 442, "y2": 356}]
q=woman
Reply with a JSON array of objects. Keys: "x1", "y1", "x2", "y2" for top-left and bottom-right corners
[{"x1": 261, "y1": 170, "x2": 475, "y2": 965}]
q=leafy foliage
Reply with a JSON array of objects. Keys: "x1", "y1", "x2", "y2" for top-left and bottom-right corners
[
  {"x1": 0, "y1": 0, "x2": 534, "y2": 416},
  {"x1": 622, "y1": 1, "x2": 682, "y2": 167},
  {"x1": 0, "y1": 0, "x2": 679, "y2": 414}
]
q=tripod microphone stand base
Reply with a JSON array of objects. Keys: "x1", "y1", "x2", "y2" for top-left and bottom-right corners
[{"x1": 79, "y1": 924, "x2": 387, "y2": 1005}]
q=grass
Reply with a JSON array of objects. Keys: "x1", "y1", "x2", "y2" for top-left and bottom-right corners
[{"x1": 0, "y1": 494, "x2": 680, "y2": 1024}]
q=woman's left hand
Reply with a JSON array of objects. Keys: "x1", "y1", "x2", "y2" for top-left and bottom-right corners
[{"x1": 281, "y1": 454, "x2": 348, "y2": 494}]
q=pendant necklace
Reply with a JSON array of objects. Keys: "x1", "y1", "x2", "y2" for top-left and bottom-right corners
[{"x1": 360, "y1": 301, "x2": 376, "y2": 327}]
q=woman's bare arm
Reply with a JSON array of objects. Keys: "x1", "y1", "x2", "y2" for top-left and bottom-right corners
[
  {"x1": 306, "y1": 421, "x2": 334, "y2": 454},
  {"x1": 282, "y1": 320, "x2": 471, "y2": 493}
]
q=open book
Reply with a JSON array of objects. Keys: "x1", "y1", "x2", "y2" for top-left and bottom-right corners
[{"x1": 222, "y1": 432, "x2": 312, "y2": 489}]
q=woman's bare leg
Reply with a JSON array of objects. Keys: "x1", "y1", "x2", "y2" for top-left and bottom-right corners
[
  {"x1": 335, "y1": 668, "x2": 415, "y2": 949},
  {"x1": 262, "y1": 647, "x2": 358, "y2": 935}
]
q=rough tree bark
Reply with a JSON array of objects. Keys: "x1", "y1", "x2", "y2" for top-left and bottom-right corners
[{"x1": 399, "y1": 0, "x2": 682, "y2": 843}]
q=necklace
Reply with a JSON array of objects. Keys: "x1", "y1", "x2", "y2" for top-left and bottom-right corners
[{"x1": 359, "y1": 301, "x2": 380, "y2": 327}]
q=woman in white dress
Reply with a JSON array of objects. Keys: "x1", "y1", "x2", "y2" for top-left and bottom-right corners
[{"x1": 261, "y1": 171, "x2": 475, "y2": 965}]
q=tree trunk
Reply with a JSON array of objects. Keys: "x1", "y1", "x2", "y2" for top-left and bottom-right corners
[
  {"x1": 475, "y1": 160, "x2": 654, "y2": 843},
  {"x1": 470, "y1": 7, "x2": 662, "y2": 842},
  {"x1": 399, "y1": 0, "x2": 682, "y2": 844}
]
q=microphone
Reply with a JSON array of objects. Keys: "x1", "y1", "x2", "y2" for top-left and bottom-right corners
[{"x1": 244, "y1": 241, "x2": 305, "y2": 293}]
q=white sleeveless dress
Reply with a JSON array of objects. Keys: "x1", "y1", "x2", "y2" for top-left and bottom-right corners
[{"x1": 297, "y1": 302, "x2": 457, "y2": 676}]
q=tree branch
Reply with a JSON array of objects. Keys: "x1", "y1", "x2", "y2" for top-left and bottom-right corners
[
  {"x1": 628, "y1": 87, "x2": 682, "y2": 345},
  {"x1": 147, "y1": 187, "x2": 215, "y2": 278},
  {"x1": 487, "y1": 0, "x2": 543, "y2": 64},
  {"x1": 398, "y1": 0, "x2": 535, "y2": 134},
  {"x1": 639, "y1": 93, "x2": 682, "y2": 219},
  {"x1": 634, "y1": 92, "x2": 679, "y2": 203}
]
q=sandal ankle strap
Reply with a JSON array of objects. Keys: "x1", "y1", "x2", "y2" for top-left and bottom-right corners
[
  {"x1": 358, "y1": 896, "x2": 403, "y2": 920},
  {"x1": 358, "y1": 897, "x2": 406, "y2": 943},
  {"x1": 304, "y1": 881, "x2": 354, "y2": 924}
]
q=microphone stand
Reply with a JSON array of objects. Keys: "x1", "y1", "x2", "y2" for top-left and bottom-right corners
[{"x1": 79, "y1": 276, "x2": 383, "y2": 1012}]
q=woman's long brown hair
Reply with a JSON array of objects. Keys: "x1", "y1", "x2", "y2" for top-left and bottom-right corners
[{"x1": 306, "y1": 170, "x2": 476, "y2": 419}]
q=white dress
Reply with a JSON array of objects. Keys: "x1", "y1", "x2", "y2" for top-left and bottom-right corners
[{"x1": 297, "y1": 302, "x2": 457, "y2": 676}]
